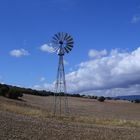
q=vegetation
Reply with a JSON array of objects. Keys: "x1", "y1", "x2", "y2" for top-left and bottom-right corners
[
  {"x1": 0, "y1": 84, "x2": 23, "y2": 99},
  {"x1": 134, "y1": 99, "x2": 140, "y2": 103},
  {"x1": 1, "y1": 83, "x2": 140, "y2": 104},
  {"x1": 98, "y1": 96, "x2": 106, "y2": 102},
  {"x1": 0, "y1": 84, "x2": 9, "y2": 96},
  {"x1": 0, "y1": 83, "x2": 54, "y2": 99}
]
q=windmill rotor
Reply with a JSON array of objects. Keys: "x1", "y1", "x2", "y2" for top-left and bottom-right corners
[{"x1": 52, "y1": 32, "x2": 74, "y2": 55}]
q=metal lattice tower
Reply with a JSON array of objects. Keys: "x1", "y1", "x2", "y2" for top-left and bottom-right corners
[{"x1": 51, "y1": 32, "x2": 74, "y2": 116}]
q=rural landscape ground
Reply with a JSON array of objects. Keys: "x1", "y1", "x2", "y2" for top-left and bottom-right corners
[{"x1": 0, "y1": 94, "x2": 140, "y2": 140}]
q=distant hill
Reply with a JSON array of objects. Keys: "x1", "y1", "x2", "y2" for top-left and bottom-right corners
[{"x1": 115, "y1": 95, "x2": 140, "y2": 101}]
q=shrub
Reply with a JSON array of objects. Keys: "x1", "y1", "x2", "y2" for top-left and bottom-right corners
[
  {"x1": 8, "y1": 88, "x2": 23, "y2": 99},
  {"x1": 0, "y1": 85, "x2": 10, "y2": 96},
  {"x1": 90, "y1": 96, "x2": 97, "y2": 99},
  {"x1": 98, "y1": 96, "x2": 105, "y2": 102},
  {"x1": 134, "y1": 99, "x2": 140, "y2": 103}
]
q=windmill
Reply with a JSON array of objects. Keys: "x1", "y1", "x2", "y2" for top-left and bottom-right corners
[{"x1": 51, "y1": 32, "x2": 74, "y2": 116}]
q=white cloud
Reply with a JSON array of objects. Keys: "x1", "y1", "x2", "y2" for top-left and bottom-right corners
[
  {"x1": 88, "y1": 49, "x2": 107, "y2": 58},
  {"x1": 34, "y1": 47, "x2": 140, "y2": 96},
  {"x1": 65, "y1": 47, "x2": 140, "y2": 96},
  {"x1": 81, "y1": 85, "x2": 140, "y2": 97},
  {"x1": 131, "y1": 15, "x2": 140, "y2": 23},
  {"x1": 40, "y1": 43, "x2": 55, "y2": 53},
  {"x1": 10, "y1": 49, "x2": 30, "y2": 57}
]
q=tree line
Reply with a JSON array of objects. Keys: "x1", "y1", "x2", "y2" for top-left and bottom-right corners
[{"x1": 0, "y1": 83, "x2": 139, "y2": 103}]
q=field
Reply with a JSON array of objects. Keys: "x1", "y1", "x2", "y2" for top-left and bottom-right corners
[{"x1": 0, "y1": 94, "x2": 140, "y2": 140}]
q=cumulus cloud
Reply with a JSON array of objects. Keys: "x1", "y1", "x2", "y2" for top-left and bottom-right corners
[
  {"x1": 131, "y1": 15, "x2": 140, "y2": 23},
  {"x1": 66, "y1": 47, "x2": 140, "y2": 96},
  {"x1": 10, "y1": 49, "x2": 30, "y2": 57},
  {"x1": 40, "y1": 43, "x2": 55, "y2": 53},
  {"x1": 34, "y1": 47, "x2": 140, "y2": 96},
  {"x1": 81, "y1": 85, "x2": 140, "y2": 97},
  {"x1": 88, "y1": 49, "x2": 107, "y2": 58}
]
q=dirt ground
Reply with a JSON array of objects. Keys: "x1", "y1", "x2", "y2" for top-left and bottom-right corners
[{"x1": 0, "y1": 95, "x2": 140, "y2": 140}]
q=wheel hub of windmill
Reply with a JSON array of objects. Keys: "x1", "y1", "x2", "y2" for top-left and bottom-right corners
[{"x1": 51, "y1": 32, "x2": 74, "y2": 116}]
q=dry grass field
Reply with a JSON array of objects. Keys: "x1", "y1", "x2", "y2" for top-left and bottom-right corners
[{"x1": 0, "y1": 94, "x2": 140, "y2": 140}]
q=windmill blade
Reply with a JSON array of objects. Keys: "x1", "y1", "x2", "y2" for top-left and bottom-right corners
[
  {"x1": 52, "y1": 36, "x2": 58, "y2": 41},
  {"x1": 65, "y1": 34, "x2": 71, "y2": 40},
  {"x1": 54, "y1": 33, "x2": 60, "y2": 40},
  {"x1": 60, "y1": 32, "x2": 64, "y2": 41},
  {"x1": 67, "y1": 43, "x2": 74, "y2": 47},
  {"x1": 53, "y1": 46, "x2": 59, "y2": 52},
  {"x1": 67, "y1": 44, "x2": 73, "y2": 48},
  {"x1": 58, "y1": 32, "x2": 61, "y2": 40},
  {"x1": 66, "y1": 35, "x2": 71, "y2": 40},
  {"x1": 52, "y1": 40, "x2": 59, "y2": 46},
  {"x1": 64, "y1": 47, "x2": 70, "y2": 53},
  {"x1": 66, "y1": 46, "x2": 72, "y2": 51},
  {"x1": 67, "y1": 36, "x2": 73, "y2": 41},
  {"x1": 67, "y1": 37, "x2": 73, "y2": 42},
  {"x1": 61, "y1": 32, "x2": 65, "y2": 41},
  {"x1": 56, "y1": 48, "x2": 61, "y2": 54},
  {"x1": 52, "y1": 40, "x2": 59, "y2": 48},
  {"x1": 64, "y1": 33, "x2": 68, "y2": 40},
  {"x1": 67, "y1": 45, "x2": 73, "y2": 49},
  {"x1": 52, "y1": 40, "x2": 59, "y2": 45},
  {"x1": 67, "y1": 41, "x2": 74, "y2": 45}
]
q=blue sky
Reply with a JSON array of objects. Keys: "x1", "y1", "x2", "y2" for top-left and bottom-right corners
[{"x1": 0, "y1": 0, "x2": 140, "y2": 96}]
